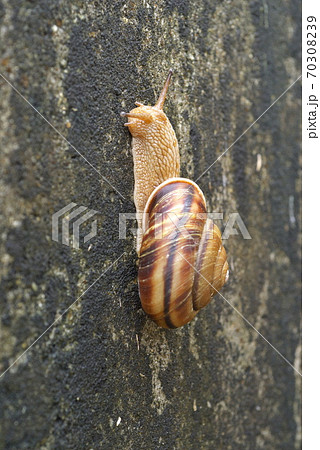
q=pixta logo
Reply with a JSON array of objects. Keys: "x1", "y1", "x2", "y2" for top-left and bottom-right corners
[{"x1": 52, "y1": 203, "x2": 99, "y2": 249}]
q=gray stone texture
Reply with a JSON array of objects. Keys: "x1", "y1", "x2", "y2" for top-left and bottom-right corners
[{"x1": 0, "y1": 1, "x2": 301, "y2": 449}]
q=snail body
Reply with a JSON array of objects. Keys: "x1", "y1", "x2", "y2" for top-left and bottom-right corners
[
  {"x1": 122, "y1": 71, "x2": 229, "y2": 328},
  {"x1": 121, "y1": 71, "x2": 179, "y2": 251}
]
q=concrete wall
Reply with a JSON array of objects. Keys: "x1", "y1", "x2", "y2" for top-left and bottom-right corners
[{"x1": 0, "y1": 0, "x2": 301, "y2": 448}]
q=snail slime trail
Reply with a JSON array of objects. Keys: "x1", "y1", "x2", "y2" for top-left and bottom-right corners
[{"x1": 121, "y1": 70, "x2": 229, "y2": 328}]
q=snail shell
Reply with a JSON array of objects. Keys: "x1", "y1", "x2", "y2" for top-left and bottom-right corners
[{"x1": 138, "y1": 178, "x2": 229, "y2": 328}]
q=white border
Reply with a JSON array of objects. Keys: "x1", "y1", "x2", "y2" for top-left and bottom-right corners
[{"x1": 303, "y1": 0, "x2": 320, "y2": 447}]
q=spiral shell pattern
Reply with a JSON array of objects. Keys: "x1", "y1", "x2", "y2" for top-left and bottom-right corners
[{"x1": 138, "y1": 178, "x2": 229, "y2": 328}]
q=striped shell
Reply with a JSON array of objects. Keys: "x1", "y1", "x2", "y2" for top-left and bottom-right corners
[{"x1": 138, "y1": 178, "x2": 229, "y2": 328}]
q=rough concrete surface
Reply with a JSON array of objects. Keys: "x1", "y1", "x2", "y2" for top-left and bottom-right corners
[{"x1": 0, "y1": 1, "x2": 301, "y2": 449}]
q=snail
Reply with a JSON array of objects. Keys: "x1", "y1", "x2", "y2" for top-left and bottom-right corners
[{"x1": 121, "y1": 70, "x2": 229, "y2": 328}]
